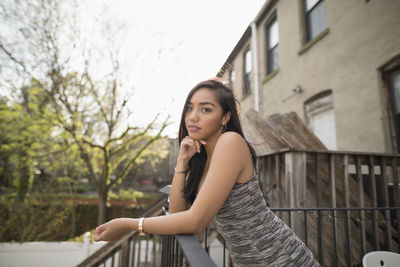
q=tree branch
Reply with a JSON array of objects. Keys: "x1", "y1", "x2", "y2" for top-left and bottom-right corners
[{"x1": 109, "y1": 116, "x2": 170, "y2": 188}]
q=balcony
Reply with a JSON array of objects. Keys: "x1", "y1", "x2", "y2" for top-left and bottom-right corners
[{"x1": 78, "y1": 149, "x2": 400, "y2": 267}]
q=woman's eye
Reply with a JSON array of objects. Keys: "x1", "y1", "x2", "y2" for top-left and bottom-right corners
[
  {"x1": 186, "y1": 106, "x2": 193, "y2": 111},
  {"x1": 202, "y1": 108, "x2": 211, "y2": 112}
]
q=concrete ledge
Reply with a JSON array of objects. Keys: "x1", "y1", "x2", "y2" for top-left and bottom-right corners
[
  {"x1": 0, "y1": 232, "x2": 106, "y2": 267},
  {"x1": 298, "y1": 28, "x2": 330, "y2": 56},
  {"x1": 262, "y1": 68, "x2": 279, "y2": 84}
]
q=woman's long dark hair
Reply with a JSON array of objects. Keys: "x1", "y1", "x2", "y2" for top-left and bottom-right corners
[{"x1": 178, "y1": 78, "x2": 257, "y2": 204}]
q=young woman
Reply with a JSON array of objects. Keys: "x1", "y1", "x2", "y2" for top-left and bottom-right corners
[{"x1": 94, "y1": 78, "x2": 319, "y2": 266}]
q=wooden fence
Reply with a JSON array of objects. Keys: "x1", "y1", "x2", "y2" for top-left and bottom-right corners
[{"x1": 257, "y1": 149, "x2": 400, "y2": 266}]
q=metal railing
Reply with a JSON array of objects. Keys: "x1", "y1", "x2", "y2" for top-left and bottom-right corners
[
  {"x1": 270, "y1": 207, "x2": 400, "y2": 267},
  {"x1": 77, "y1": 231, "x2": 162, "y2": 267},
  {"x1": 256, "y1": 149, "x2": 400, "y2": 266},
  {"x1": 77, "y1": 196, "x2": 167, "y2": 267},
  {"x1": 77, "y1": 194, "x2": 218, "y2": 267},
  {"x1": 78, "y1": 149, "x2": 400, "y2": 267},
  {"x1": 193, "y1": 207, "x2": 400, "y2": 267},
  {"x1": 161, "y1": 234, "x2": 217, "y2": 267}
]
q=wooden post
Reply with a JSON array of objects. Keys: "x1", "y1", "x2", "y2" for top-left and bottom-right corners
[
  {"x1": 284, "y1": 152, "x2": 307, "y2": 241},
  {"x1": 343, "y1": 154, "x2": 352, "y2": 267}
]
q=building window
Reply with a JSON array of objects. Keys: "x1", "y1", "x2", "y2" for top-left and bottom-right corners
[
  {"x1": 305, "y1": 90, "x2": 337, "y2": 150},
  {"x1": 230, "y1": 69, "x2": 235, "y2": 86},
  {"x1": 266, "y1": 16, "x2": 279, "y2": 74},
  {"x1": 385, "y1": 67, "x2": 400, "y2": 152},
  {"x1": 304, "y1": 0, "x2": 327, "y2": 42},
  {"x1": 243, "y1": 48, "x2": 251, "y2": 96}
]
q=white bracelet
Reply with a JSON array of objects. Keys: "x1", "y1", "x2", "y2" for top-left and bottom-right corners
[
  {"x1": 174, "y1": 166, "x2": 188, "y2": 174},
  {"x1": 138, "y1": 217, "x2": 147, "y2": 236}
]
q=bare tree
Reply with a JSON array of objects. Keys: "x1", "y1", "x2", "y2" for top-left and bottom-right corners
[{"x1": 0, "y1": 0, "x2": 170, "y2": 223}]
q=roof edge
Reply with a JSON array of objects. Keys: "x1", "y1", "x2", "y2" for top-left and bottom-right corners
[{"x1": 218, "y1": 0, "x2": 277, "y2": 75}]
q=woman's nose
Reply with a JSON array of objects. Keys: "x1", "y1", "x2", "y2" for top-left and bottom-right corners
[{"x1": 189, "y1": 109, "x2": 199, "y2": 121}]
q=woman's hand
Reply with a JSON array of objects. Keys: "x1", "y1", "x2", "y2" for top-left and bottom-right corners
[
  {"x1": 94, "y1": 218, "x2": 135, "y2": 242},
  {"x1": 178, "y1": 137, "x2": 206, "y2": 162}
]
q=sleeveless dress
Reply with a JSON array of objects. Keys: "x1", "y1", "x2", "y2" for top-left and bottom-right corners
[{"x1": 213, "y1": 158, "x2": 320, "y2": 266}]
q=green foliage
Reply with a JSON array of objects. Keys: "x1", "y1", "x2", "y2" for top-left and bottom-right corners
[
  {"x1": 0, "y1": 194, "x2": 74, "y2": 242},
  {"x1": 0, "y1": 86, "x2": 58, "y2": 201},
  {"x1": 0, "y1": 192, "x2": 149, "y2": 242},
  {"x1": 124, "y1": 136, "x2": 172, "y2": 185},
  {"x1": 108, "y1": 188, "x2": 144, "y2": 201},
  {"x1": 0, "y1": 0, "x2": 171, "y2": 224}
]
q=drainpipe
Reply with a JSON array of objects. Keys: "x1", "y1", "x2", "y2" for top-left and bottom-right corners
[{"x1": 251, "y1": 21, "x2": 260, "y2": 112}]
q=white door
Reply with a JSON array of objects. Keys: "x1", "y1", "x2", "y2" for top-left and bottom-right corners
[{"x1": 310, "y1": 108, "x2": 337, "y2": 150}]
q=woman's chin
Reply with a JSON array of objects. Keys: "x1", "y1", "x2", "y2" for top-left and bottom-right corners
[
  {"x1": 188, "y1": 132, "x2": 199, "y2": 138},
  {"x1": 188, "y1": 132, "x2": 204, "y2": 140}
]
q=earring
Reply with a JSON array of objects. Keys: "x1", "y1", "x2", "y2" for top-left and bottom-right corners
[{"x1": 223, "y1": 124, "x2": 227, "y2": 131}]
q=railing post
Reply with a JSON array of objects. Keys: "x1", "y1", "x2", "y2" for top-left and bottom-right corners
[
  {"x1": 392, "y1": 157, "x2": 400, "y2": 253},
  {"x1": 330, "y1": 154, "x2": 339, "y2": 267},
  {"x1": 356, "y1": 156, "x2": 366, "y2": 257},
  {"x1": 284, "y1": 151, "x2": 307, "y2": 241},
  {"x1": 120, "y1": 238, "x2": 130, "y2": 267},
  {"x1": 369, "y1": 156, "x2": 379, "y2": 250},
  {"x1": 315, "y1": 153, "x2": 323, "y2": 265},
  {"x1": 381, "y1": 157, "x2": 392, "y2": 250},
  {"x1": 343, "y1": 154, "x2": 352, "y2": 267}
]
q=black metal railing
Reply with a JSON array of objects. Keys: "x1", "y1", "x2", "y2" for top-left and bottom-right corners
[
  {"x1": 194, "y1": 150, "x2": 400, "y2": 267},
  {"x1": 77, "y1": 196, "x2": 167, "y2": 267},
  {"x1": 256, "y1": 150, "x2": 400, "y2": 266},
  {"x1": 77, "y1": 194, "x2": 218, "y2": 267},
  {"x1": 78, "y1": 149, "x2": 400, "y2": 267},
  {"x1": 193, "y1": 206, "x2": 400, "y2": 267},
  {"x1": 77, "y1": 231, "x2": 162, "y2": 267},
  {"x1": 161, "y1": 234, "x2": 217, "y2": 267},
  {"x1": 270, "y1": 207, "x2": 400, "y2": 267}
]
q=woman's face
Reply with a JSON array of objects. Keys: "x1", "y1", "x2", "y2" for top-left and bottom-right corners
[{"x1": 184, "y1": 87, "x2": 228, "y2": 141}]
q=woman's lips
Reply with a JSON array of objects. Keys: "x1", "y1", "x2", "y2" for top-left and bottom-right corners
[{"x1": 188, "y1": 125, "x2": 201, "y2": 132}]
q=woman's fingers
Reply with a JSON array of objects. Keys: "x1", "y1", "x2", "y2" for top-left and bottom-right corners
[
  {"x1": 193, "y1": 139, "x2": 206, "y2": 153},
  {"x1": 94, "y1": 226, "x2": 105, "y2": 241},
  {"x1": 194, "y1": 139, "x2": 200, "y2": 153},
  {"x1": 182, "y1": 137, "x2": 196, "y2": 154},
  {"x1": 179, "y1": 137, "x2": 207, "y2": 160},
  {"x1": 184, "y1": 137, "x2": 206, "y2": 153}
]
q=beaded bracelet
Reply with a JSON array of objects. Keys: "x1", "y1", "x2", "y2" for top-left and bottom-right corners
[{"x1": 174, "y1": 166, "x2": 189, "y2": 174}]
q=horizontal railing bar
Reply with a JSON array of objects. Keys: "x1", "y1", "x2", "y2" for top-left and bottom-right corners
[
  {"x1": 271, "y1": 207, "x2": 400, "y2": 211},
  {"x1": 175, "y1": 234, "x2": 217, "y2": 267},
  {"x1": 141, "y1": 195, "x2": 168, "y2": 217},
  {"x1": 76, "y1": 231, "x2": 135, "y2": 267},
  {"x1": 257, "y1": 148, "x2": 400, "y2": 158}
]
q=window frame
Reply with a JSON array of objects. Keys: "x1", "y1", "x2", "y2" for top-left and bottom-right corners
[
  {"x1": 304, "y1": 0, "x2": 327, "y2": 42},
  {"x1": 383, "y1": 65, "x2": 400, "y2": 152},
  {"x1": 243, "y1": 47, "x2": 252, "y2": 97},
  {"x1": 230, "y1": 69, "x2": 235, "y2": 87},
  {"x1": 265, "y1": 13, "x2": 279, "y2": 75}
]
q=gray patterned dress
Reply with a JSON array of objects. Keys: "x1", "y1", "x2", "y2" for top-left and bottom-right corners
[{"x1": 214, "y1": 168, "x2": 320, "y2": 266}]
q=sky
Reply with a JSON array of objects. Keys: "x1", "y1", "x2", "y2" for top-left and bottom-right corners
[{"x1": 77, "y1": 0, "x2": 266, "y2": 137}]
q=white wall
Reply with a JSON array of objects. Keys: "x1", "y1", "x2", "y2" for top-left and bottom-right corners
[{"x1": 0, "y1": 232, "x2": 106, "y2": 267}]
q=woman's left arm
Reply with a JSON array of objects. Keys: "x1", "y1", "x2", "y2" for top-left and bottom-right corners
[
  {"x1": 95, "y1": 132, "x2": 247, "y2": 240},
  {"x1": 141, "y1": 132, "x2": 248, "y2": 234}
]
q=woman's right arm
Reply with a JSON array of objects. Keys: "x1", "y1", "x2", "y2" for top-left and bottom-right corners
[
  {"x1": 169, "y1": 158, "x2": 190, "y2": 213},
  {"x1": 169, "y1": 137, "x2": 205, "y2": 214}
]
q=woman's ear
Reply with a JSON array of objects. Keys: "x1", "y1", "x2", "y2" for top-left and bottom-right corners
[{"x1": 222, "y1": 111, "x2": 231, "y2": 126}]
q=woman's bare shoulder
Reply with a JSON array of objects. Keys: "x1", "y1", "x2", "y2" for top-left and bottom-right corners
[
  {"x1": 209, "y1": 132, "x2": 250, "y2": 179},
  {"x1": 215, "y1": 132, "x2": 248, "y2": 154},
  {"x1": 218, "y1": 131, "x2": 246, "y2": 142}
]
